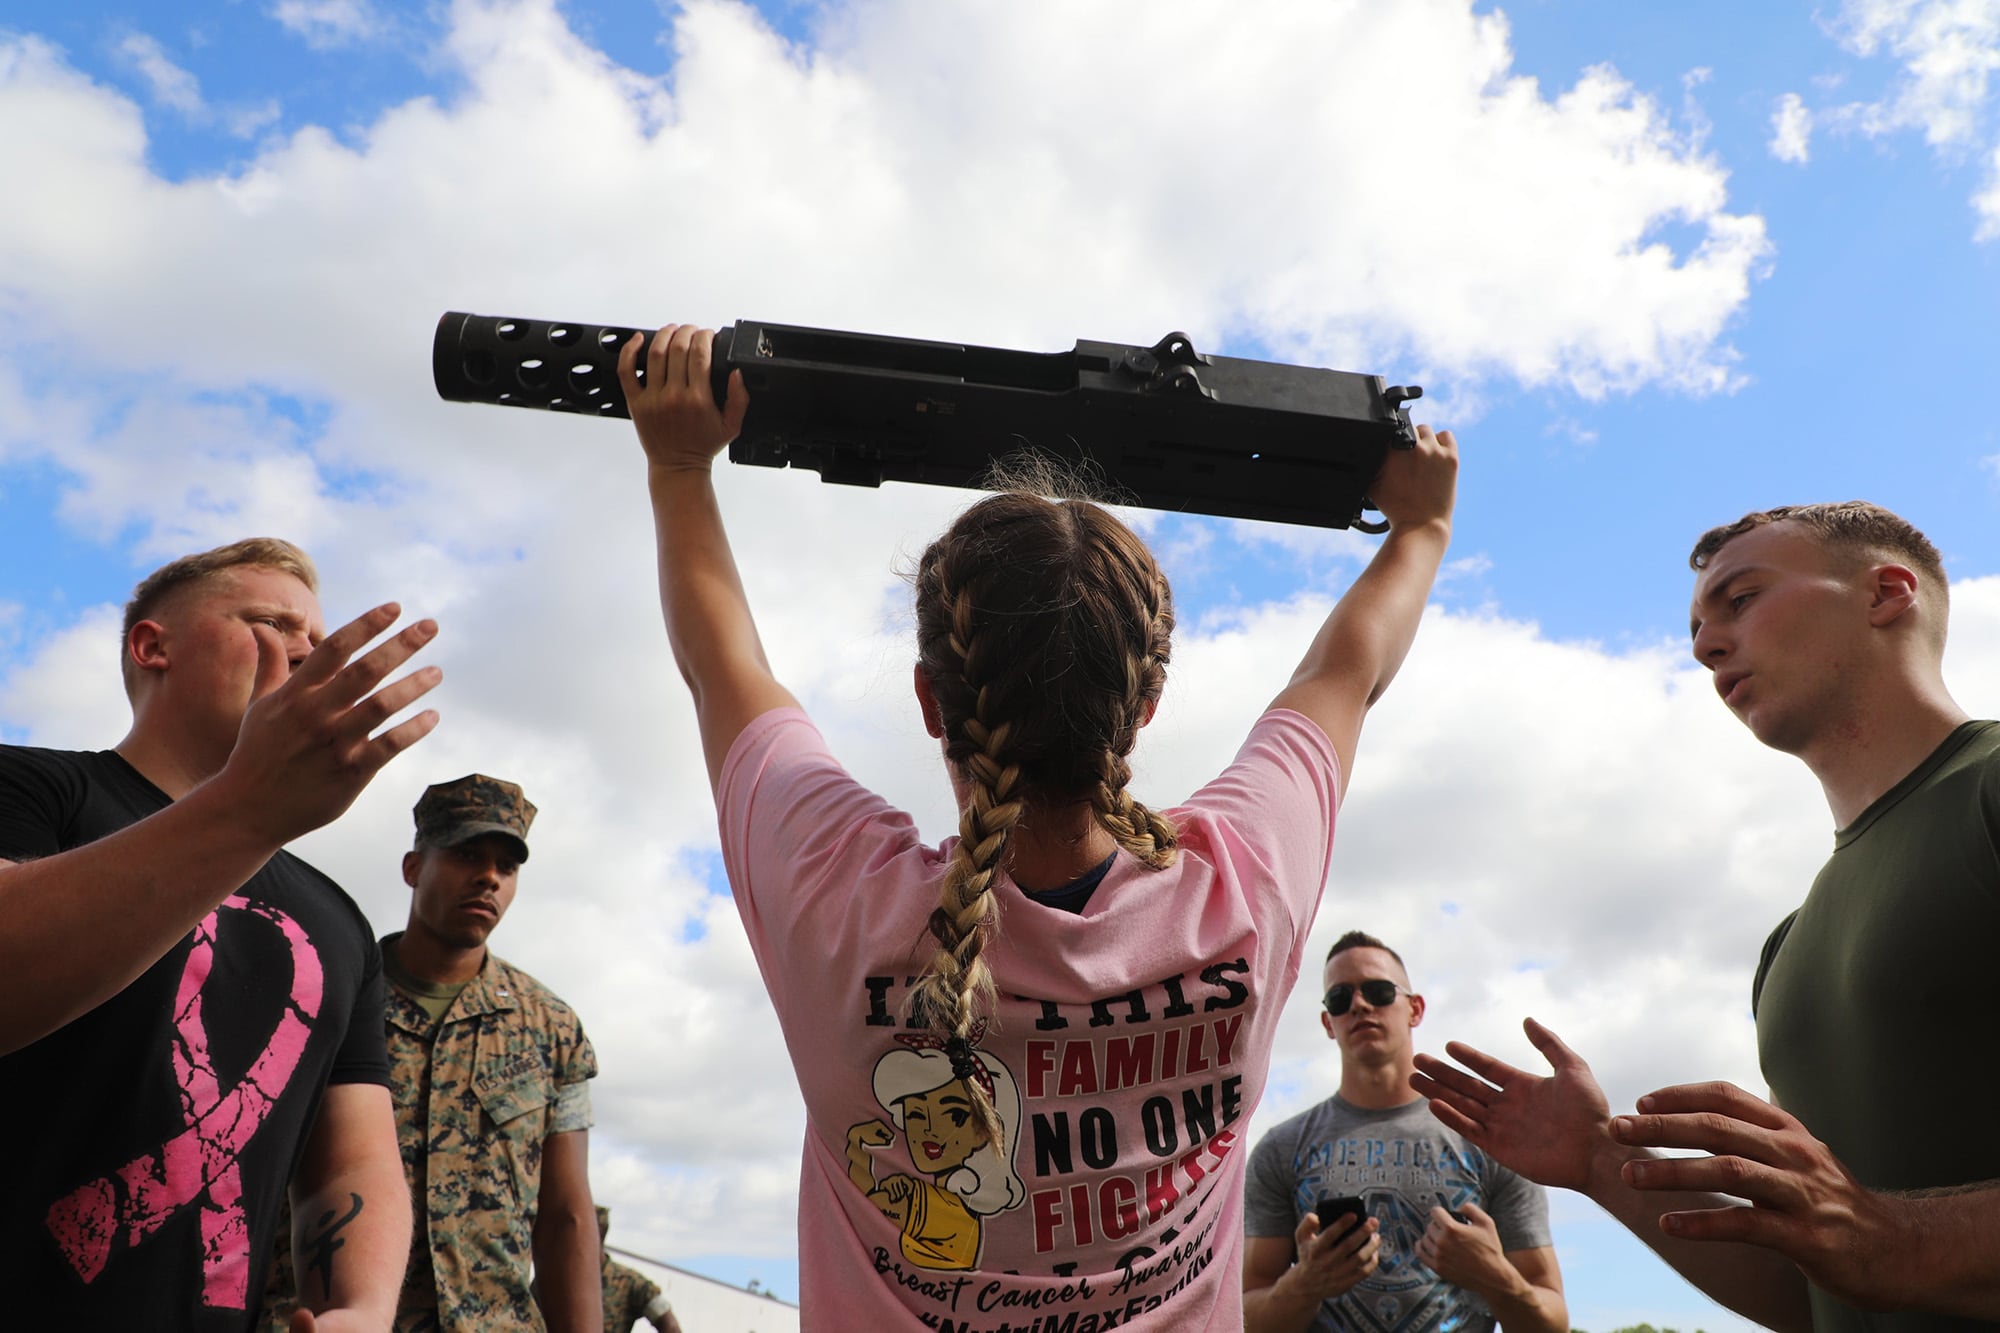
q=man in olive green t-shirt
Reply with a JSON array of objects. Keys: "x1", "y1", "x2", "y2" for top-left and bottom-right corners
[{"x1": 1413, "y1": 503, "x2": 2000, "y2": 1331}]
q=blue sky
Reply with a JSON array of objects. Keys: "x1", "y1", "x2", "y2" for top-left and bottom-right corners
[{"x1": 7, "y1": 0, "x2": 2000, "y2": 1324}]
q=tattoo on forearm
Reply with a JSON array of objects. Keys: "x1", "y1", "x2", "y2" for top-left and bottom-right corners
[{"x1": 304, "y1": 1192, "x2": 365, "y2": 1301}]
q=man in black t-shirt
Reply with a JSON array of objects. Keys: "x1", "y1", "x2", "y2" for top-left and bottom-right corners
[{"x1": 0, "y1": 537, "x2": 442, "y2": 1331}]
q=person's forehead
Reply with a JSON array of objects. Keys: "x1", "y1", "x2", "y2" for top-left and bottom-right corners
[
  {"x1": 1324, "y1": 946, "x2": 1406, "y2": 985},
  {"x1": 205, "y1": 565, "x2": 324, "y2": 621},
  {"x1": 461, "y1": 830, "x2": 524, "y2": 858},
  {"x1": 1691, "y1": 523, "x2": 1820, "y2": 605}
]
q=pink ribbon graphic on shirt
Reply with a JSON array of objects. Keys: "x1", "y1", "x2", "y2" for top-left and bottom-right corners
[{"x1": 44, "y1": 893, "x2": 322, "y2": 1309}]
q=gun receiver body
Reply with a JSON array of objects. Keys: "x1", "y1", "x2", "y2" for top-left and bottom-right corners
[{"x1": 433, "y1": 311, "x2": 1420, "y2": 529}]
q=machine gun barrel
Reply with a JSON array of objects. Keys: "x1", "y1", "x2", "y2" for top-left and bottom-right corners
[{"x1": 433, "y1": 311, "x2": 1421, "y2": 530}]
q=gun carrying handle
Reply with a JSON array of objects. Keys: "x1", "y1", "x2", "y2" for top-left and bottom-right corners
[{"x1": 1351, "y1": 383, "x2": 1424, "y2": 533}]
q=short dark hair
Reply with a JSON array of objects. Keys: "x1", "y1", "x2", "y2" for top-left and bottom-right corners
[
  {"x1": 1689, "y1": 503, "x2": 1945, "y2": 597},
  {"x1": 1326, "y1": 930, "x2": 1404, "y2": 969},
  {"x1": 1691, "y1": 502, "x2": 1950, "y2": 653}
]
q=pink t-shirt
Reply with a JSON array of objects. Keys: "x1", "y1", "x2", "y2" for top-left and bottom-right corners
[{"x1": 718, "y1": 707, "x2": 1340, "y2": 1331}]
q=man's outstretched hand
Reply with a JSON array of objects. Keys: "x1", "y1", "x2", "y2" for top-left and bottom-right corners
[
  {"x1": 1410, "y1": 1017, "x2": 1616, "y2": 1192},
  {"x1": 213, "y1": 603, "x2": 441, "y2": 848}
]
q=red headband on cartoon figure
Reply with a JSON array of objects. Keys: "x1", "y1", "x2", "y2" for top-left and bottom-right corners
[{"x1": 895, "y1": 1021, "x2": 995, "y2": 1104}]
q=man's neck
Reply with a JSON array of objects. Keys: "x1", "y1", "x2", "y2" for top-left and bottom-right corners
[
  {"x1": 1339, "y1": 1056, "x2": 1421, "y2": 1111},
  {"x1": 113, "y1": 725, "x2": 224, "y2": 801},
  {"x1": 392, "y1": 927, "x2": 489, "y2": 987},
  {"x1": 1802, "y1": 687, "x2": 1969, "y2": 828}
]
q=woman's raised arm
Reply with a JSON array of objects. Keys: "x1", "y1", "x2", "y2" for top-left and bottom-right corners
[
  {"x1": 1269, "y1": 425, "x2": 1457, "y2": 798},
  {"x1": 620, "y1": 324, "x2": 800, "y2": 791}
]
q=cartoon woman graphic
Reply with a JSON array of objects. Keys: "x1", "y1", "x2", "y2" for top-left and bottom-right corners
[{"x1": 846, "y1": 1027, "x2": 1027, "y2": 1270}]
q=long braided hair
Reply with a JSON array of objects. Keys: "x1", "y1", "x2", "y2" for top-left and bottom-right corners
[{"x1": 908, "y1": 489, "x2": 1179, "y2": 1140}]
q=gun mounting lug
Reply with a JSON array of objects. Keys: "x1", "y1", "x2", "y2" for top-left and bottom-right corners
[
  {"x1": 1153, "y1": 364, "x2": 1214, "y2": 401},
  {"x1": 1117, "y1": 334, "x2": 1215, "y2": 398},
  {"x1": 1384, "y1": 384, "x2": 1424, "y2": 448},
  {"x1": 1120, "y1": 348, "x2": 1159, "y2": 378},
  {"x1": 1149, "y1": 332, "x2": 1210, "y2": 368}
]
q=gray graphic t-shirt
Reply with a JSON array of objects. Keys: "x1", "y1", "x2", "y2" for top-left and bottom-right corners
[{"x1": 1243, "y1": 1094, "x2": 1551, "y2": 1333}]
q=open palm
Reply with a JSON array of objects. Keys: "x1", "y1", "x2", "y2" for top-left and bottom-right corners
[{"x1": 1410, "y1": 1017, "x2": 1612, "y2": 1191}]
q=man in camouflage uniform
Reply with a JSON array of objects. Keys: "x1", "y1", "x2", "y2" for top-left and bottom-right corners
[
  {"x1": 384, "y1": 773, "x2": 602, "y2": 1331},
  {"x1": 593, "y1": 1208, "x2": 682, "y2": 1333},
  {"x1": 265, "y1": 774, "x2": 602, "y2": 1331}
]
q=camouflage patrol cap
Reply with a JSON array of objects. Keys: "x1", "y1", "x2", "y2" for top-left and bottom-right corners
[{"x1": 413, "y1": 774, "x2": 536, "y2": 862}]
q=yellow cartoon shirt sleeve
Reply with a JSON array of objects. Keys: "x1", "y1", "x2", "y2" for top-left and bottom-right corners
[{"x1": 900, "y1": 1181, "x2": 980, "y2": 1270}]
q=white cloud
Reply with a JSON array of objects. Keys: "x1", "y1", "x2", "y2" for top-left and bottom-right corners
[
  {"x1": 270, "y1": 0, "x2": 389, "y2": 49},
  {"x1": 224, "y1": 98, "x2": 283, "y2": 139},
  {"x1": 1439, "y1": 552, "x2": 1494, "y2": 582},
  {"x1": 0, "y1": 607, "x2": 129, "y2": 749},
  {"x1": 1770, "y1": 90, "x2": 1814, "y2": 162},
  {"x1": 1977, "y1": 141, "x2": 2000, "y2": 234},
  {"x1": 110, "y1": 30, "x2": 281, "y2": 138},
  {"x1": 1825, "y1": 0, "x2": 2000, "y2": 233},
  {"x1": 1835, "y1": 0, "x2": 2000, "y2": 148},
  {"x1": 0, "y1": 0, "x2": 1809, "y2": 1295},
  {"x1": 1544, "y1": 415, "x2": 1600, "y2": 447},
  {"x1": 115, "y1": 32, "x2": 205, "y2": 118}
]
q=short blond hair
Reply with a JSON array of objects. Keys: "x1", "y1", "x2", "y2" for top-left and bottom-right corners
[{"x1": 120, "y1": 538, "x2": 318, "y2": 695}]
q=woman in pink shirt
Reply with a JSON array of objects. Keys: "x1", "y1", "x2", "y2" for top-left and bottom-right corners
[{"x1": 620, "y1": 325, "x2": 1456, "y2": 1330}]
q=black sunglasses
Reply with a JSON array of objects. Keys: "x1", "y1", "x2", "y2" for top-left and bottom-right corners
[{"x1": 1324, "y1": 979, "x2": 1409, "y2": 1016}]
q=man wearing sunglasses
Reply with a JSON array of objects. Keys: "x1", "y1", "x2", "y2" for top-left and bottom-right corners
[{"x1": 1242, "y1": 931, "x2": 1566, "y2": 1333}]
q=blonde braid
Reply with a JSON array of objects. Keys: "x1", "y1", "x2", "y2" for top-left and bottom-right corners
[
  {"x1": 908, "y1": 583, "x2": 1022, "y2": 1144},
  {"x1": 907, "y1": 488, "x2": 1182, "y2": 1141},
  {"x1": 1090, "y1": 648, "x2": 1180, "y2": 869}
]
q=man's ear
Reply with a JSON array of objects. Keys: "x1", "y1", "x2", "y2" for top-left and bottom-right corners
[
  {"x1": 402, "y1": 849, "x2": 425, "y2": 889},
  {"x1": 1408, "y1": 993, "x2": 1426, "y2": 1029},
  {"x1": 127, "y1": 620, "x2": 170, "y2": 677},
  {"x1": 914, "y1": 664, "x2": 945, "y2": 739},
  {"x1": 1867, "y1": 564, "x2": 1920, "y2": 628}
]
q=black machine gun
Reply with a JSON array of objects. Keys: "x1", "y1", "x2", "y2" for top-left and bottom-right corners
[{"x1": 433, "y1": 312, "x2": 1422, "y2": 530}]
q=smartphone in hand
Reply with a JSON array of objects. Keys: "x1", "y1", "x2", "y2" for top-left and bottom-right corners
[{"x1": 1314, "y1": 1194, "x2": 1367, "y2": 1239}]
